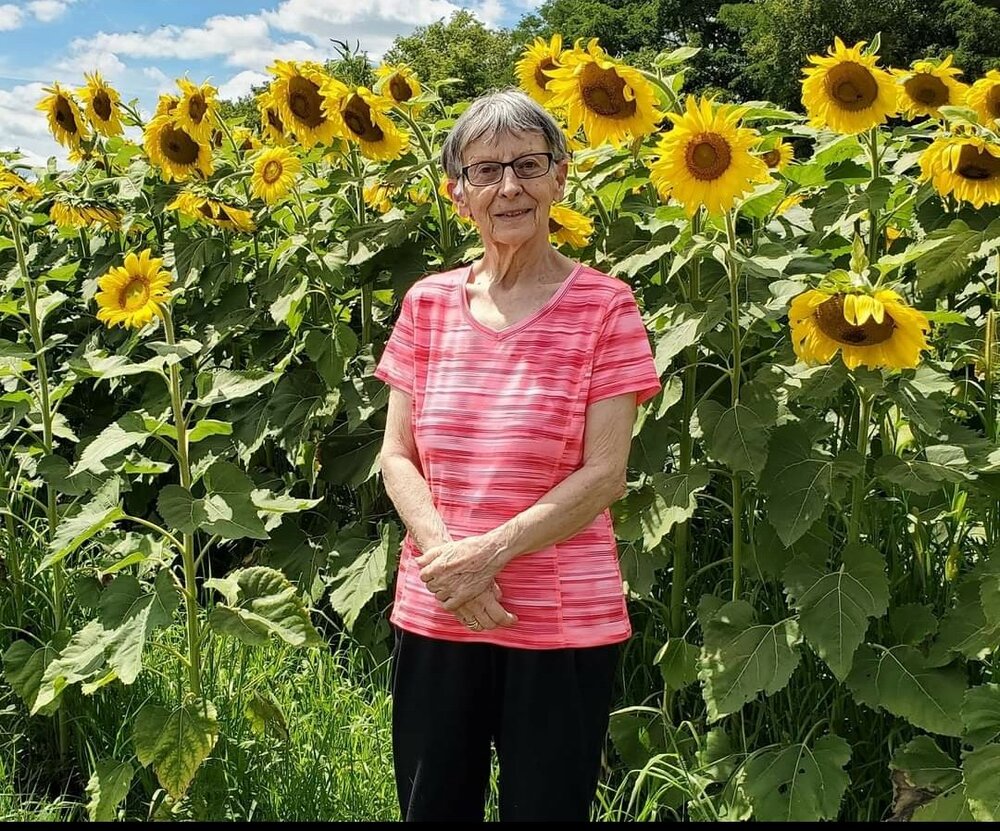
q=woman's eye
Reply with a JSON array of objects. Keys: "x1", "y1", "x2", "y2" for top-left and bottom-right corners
[{"x1": 517, "y1": 160, "x2": 539, "y2": 172}]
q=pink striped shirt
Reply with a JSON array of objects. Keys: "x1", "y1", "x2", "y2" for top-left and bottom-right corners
[{"x1": 374, "y1": 261, "x2": 662, "y2": 649}]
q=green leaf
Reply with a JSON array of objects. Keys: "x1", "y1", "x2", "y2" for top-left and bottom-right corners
[
  {"x1": 963, "y1": 744, "x2": 1000, "y2": 821},
  {"x1": 188, "y1": 419, "x2": 233, "y2": 443},
  {"x1": 698, "y1": 600, "x2": 801, "y2": 722},
  {"x1": 743, "y1": 734, "x2": 851, "y2": 822},
  {"x1": 642, "y1": 466, "x2": 711, "y2": 549},
  {"x1": 911, "y1": 786, "x2": 975, "y2": 822},
  {"x1": 916, "y1": 218, "x2": 1000, "y2": 295},
  {"x1": 193, "y1": 368, "x2": 280, "y2": 407},
  {"x1": 245, "y1": 691, "x2": 290, "y2": 741},
  {"x1": 133, "y1": 698, "x2": 219, "y2": 800},
  {"x1": 201, "y1": 461, "x2": 268, "y2": 540},
  {"x1": 890, "y1": 603, "x2": 939, "y2": 645},
  {"x1": 38, "y1": 479, "x2": 125, "y2": 572},
  {"x1": 328, "y1": 522, "x2": 400, "y2": 630},
  {"x1": 760, "y1": 423, "x2": 835, "y2": 546},
  {"x1": 782, "y1": 544, "x2": 889, "y2": 680},
  {"x1": 651, "y1": 300, "x2": 727, "y2": 372},
  {"x1": 2, "y1": 634, "x2": 67, "y2": 716},
  {"x1": 72, "y1": 412, "x2": 149, "y2": 475},
  {"x1": 845, "y1": 645, "x2": 966, "y2": 736},
  {"x1": 206, "y1": 566, "x2": 322, "y2": 647},
  {"x1": 931, "y1": 579, "x2": 1000, "y2": 661},
  {"x1": 35, "y1": 620, "x2": 111, "y2": 714},
  {"x1": 875, "y1": 451, "x2": 971, "y2": 495},
  {"x1": 655, "y1": 638, "x2": 699, "y2": 693},
  {"x1": 85, "y1": 759, "x2": 134, "y2": 822},
  {"x1": 157, "y1": 485, "x2": 207, "y2": 534},
  {"x1": 697, "y1": 401, "x2": 769, "y2": 476},
  {"x1": 962, "y1": 684, "x2": 1000, "y2": 747},
  {"x1": 269, "y1": 275, "x2": 309, "y2": 334},
  {"x1": 890, "y1": 736, "x2": 961, "y2": 792}
]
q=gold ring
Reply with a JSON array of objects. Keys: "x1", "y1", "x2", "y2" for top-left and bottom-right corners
[{"x1": 468, "y1": 620, "x2": 482, "y2": 630}]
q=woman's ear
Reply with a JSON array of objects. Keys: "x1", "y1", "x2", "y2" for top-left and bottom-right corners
[
  {"x1": 448, "y1": 178, "x2": 470, "y2": 218},
  {"x1": 553, "y1": 157, "x2": 570, "y2": 202}
]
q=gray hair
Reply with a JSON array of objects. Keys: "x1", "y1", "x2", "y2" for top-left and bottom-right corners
[{"x1": 440, "y1": 88, "x2": 570, "y2": 181}]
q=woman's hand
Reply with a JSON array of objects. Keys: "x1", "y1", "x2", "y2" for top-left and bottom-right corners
[
  {"x1": 414, "y1": 536, "x2": 501, "y2": 612},
  {"x1": 454, "y1": 581, "x2": 518, "y2": 631}
]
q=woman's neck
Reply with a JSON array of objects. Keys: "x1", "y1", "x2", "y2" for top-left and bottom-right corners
[{"x1": 473, "y1": 234, "x2": 571, "y2": 290}]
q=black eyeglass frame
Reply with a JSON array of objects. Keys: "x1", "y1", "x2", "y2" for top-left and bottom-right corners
[{"x1": 460, "y1": 152, "x2": 555, "y2": 187}]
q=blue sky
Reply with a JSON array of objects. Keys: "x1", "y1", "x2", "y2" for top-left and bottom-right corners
[{"x1": 0, "y1": 0, "x2": 537, "y2": 166}]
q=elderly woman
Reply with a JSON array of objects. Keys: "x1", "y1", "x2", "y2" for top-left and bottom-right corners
[{"x1": 373, "y1": 88, "x2": 661, "y2": 822}]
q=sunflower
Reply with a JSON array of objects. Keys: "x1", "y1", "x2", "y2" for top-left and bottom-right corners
[
  {"x1": 374, "y1": 63, "x2": 422, "y2": 108},
  {"x1": 223, "y1": 127, "x2": 261, "y2": 154},
  {"x1": 36, "y1": 82, "x2": 89, "y2": 149},
  {"x1": 775, "y1": 192, "x2": 805, "y2": 217},
  {"x1": 919, "y1": 135, "x2": 1000, "y2": 208},
  {"x1": 968, "y1": 70, "x2": 1000, "y2": 127},
  {"x1": 649, "y1": 96, "x2": 771, "y2": 216},
  {"x1": 250, "y1": 146, "x2": 300, "y2": 204},
  {"x1": 548, "y1": 203, "x2": 593, "y2": 248},
  {"x1": 257, "y1": 90, "x2": 290, "y2": 146},
  {"x1": 0, "y1": 167, "x2": 42, "y2": 206},
  {"x1": 544, "y1": 38, "x2": 662, "y2": 148},
  {"x1": 267, "y1": 60, "x2": 342, "y2": 148},
  {"x1": 761, "y1": 140, "x2": 794, "y2": 171},
  {"x1": 95, "y1": 250, "x2": 173, "y2": 330},
  {"x1": 789, "y1": 288, "x2": 930, "y2": 370},
  {"x1": 174, "y1": 79, "x2": 217, "y2": 144},
  {"x1": 154, "y1": 94, "x2": 180, "y2": 119},
  {"x1": 893, "y1": 55, "x2": 968, "y2": 121},
  {"x1": 325, "y1": 85, "x2": 409, "y2": 161},
  {"x1": 50, "y1": 199, "x2": 122, "y2": 231},
  {"x1": 363, "y1": 181, "x2": 397, "y2": 213},
  {"x1": 439, "y1": 176, "x2": 474, "y2": 225},
  {"x1": 801, "y1": 37, "x2": 898, "y2": 134},
  {"x1": 167, "y1": 190, "x2": 255, "y2": 233},
  {"x1": 516, "y1": 34, "x2": 564, "y2": 106},
  {"x1": 407, "y1": 184, "x2": 430, "y2": 206},
  {"x1": 77, "y1": 71, "x2": 123, "y2": 137},
  {"x1": 144, "y1": 115, "x2": 213, "y2": 182}
]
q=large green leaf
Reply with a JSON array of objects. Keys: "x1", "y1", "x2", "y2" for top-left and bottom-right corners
[
  {"x1": 743, "y1": 734, "x2": 851, "y2": 821},
  {"x1": 38, "y1": 478, "x2": 125, "y2": 572},
  {"x1": 2, "y1": 633, "x2": 68, "y2": 716},
  {"x1": 193, "y1": 368, "x2": 280, "y2": 407},
  {"x1": 889, "y1": 603, "x2": 939, "y2": 646},
  {"x1": 205, "y1": 566, "x2": 322, "y2": 647},
  {"x1": 698, "y1": 600, "x2": 801, "y2": 722},
  {"x1": 697, "y1": 401, "x2": 770, "y2": 476},
  {"x1": 760, "y1": 423, "x2": 835, "y2": 546},
  {"x1": 133, "y1": 698, "x2": 219, "y2": 800},
  {"x1": 890, "y1": 736, "x2": 961, "y2": 792},
  {"x1": 962, "y1": 684, "x2": 1000, "y2": 747},
  {"x1": 651, "y1": 300, "x2": 727, "y2": 372},
  {"x1": 642, "y1": 466, "x2": 711, "y2": 549},
  {"x1": 157, "y1": 485, "x2": 207, "y2": 533},
  {"x1": 655, "y1": 637, "x2": 700, "y2": 693},
  {"x1": 200, "y1": 461, "x2": 269, "y2": 540},
  {"x1": 85, "y1": 759, "x2": 134, "y2": 822},
  {"x1": 73, "y1": 412, "x2": 149, "y2": 475},
  {"x1": 34, "y1": 620, "x2": 111, "y2": 714},
  {"x1": 845, "y1": 644, "x2": 966, "y2": 736},
  {"x1": 911, "y1": 786, "x2": 975, "y2": 822},
  {"x1": 782, "y1": 544, "x2": 889, "y2": 680},
  {"x1": 931, "y1": 579, "x2": 1000, "y2": 662},
  {"x1": 328, "y1": 521, "x2": 401, "y2": 630},
  {"x1": 963, "y1": 744, "x2": 1000, "y2": 821}
]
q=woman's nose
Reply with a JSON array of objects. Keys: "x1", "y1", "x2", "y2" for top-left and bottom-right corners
[{"x1": 498, "y1": 165, "x2": 523, "y2": 196}]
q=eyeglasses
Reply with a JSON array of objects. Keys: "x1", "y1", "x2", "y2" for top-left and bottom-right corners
[{"x1": 461, "y1": 152, "x2": 554, "y2": 187}]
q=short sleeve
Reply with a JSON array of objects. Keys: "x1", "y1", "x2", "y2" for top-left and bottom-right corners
[
  {"x1": 587, "y1": 290, "x2": 662, "y2": 407},
  {"x1": 374, "y1": 287, "x2": 417, "y2": 395}
]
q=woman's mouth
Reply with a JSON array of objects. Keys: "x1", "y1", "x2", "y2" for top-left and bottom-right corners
[{"x1": 495, "y1": 208, "x2": 532, "y2": 219}]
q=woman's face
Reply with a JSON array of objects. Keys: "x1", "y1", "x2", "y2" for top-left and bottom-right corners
[{"x1": 447, "y1": 130, "x2": 568, "y2": 249}]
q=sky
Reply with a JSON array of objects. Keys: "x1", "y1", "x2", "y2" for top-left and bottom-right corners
[{"x1": 0, "y1": 0, "x2": 537, "y2": 166}]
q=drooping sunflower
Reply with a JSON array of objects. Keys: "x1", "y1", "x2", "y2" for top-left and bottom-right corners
[
  {"x1": 788, "y1": 288, "x2": 930, "y2": 370},
  {"x1": 919, "y1": 135, "x2": 1000, "y2": 208},
  {"x1": 0, "y1": 167, "x2": 42, "y2": 206},
  {"x1": 516, "y1": 34, "x2": 564, "y2": 106},
  {"x1": 250, "y1": 146, "x2": 300, "y2": 204},
  {"x1": 144, "y1": 115, "x2": 213, "y2": 182},
  {"x1": 266, "y1": 60, "x2": 342, "y2": 148},
  {"x1": 761, "y1": 140, "x2": 794, "y2": 171},
  {"x1": 154, "y1": 94, "x2": 180, "y2": 120},
  {"x1": 363, "y1": 181, "x2": 398, "y2": 214},
  {"x1": 801, "y1": 38, "x2": 898, "y2": 134},
  {"x1": 649, "y1": 96, "x2": 771, "y2": 216},
  {"x1": 374, "y1": 63, "x2": 422, "y2": 108},
  {"x1": 774, "y1": 192, "x2": 806, "y2": 217},
  {"x1": 439, "y1": 176, "x2": 474, "y2": 225},
  {"x1": 174, "y1": 79, "x2": 217, "y2": 144},
  {"x1": 893, "y1": 56, "x2": 968, "y2": 121},
  {"x1": 94, "y1": 250, "x2": 173, "y2": 330},
  {"x1": 167, "y1": 190, "x2": 255, "y2": 232},
  {"x1": 77, "y1": 71, "x2": 123, "y2": 137},
  {"x1": 968, "y1": 70, "x2": 1000, "y2": 127},
  {"x1": 36, "y1": 82, "x2": 89, "y2": 149},
  {"x1": 548, "y1": 203, "x2": 593, "y2": 248},
  {"x1": 325, "y1": 85, "x2": 409, "y2": 161},
  {"x1": 227, "y1": 127, "x2": 261, "y2": 154},
  {"x1": 257, "y1": 90, "x2": 290, "y2": 146},
  {"x1": 407, "y1": 183, "x2": 431, "y2": 206},
  {"x1": 544, "y1": 38, "x2": 662, "y2": 148},
  {"x1": 50, "y1": 198, "x2": 122, "y2": 231}
]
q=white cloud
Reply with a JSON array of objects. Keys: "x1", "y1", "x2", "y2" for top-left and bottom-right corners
[
  {"x1": 53, "y1": 49, "x2": 126, "y2": 81},
  {"x1": 218, "y1": 69, "x2": 269, "y2": 101},
  {"x1": 0, "y1": 81, "x2": 67, "y2": 167},
  {"x1": 0, "y1": 4, "x2": 24, "y2": 31},
  {"x1": 27, "y1": 0, "x2": 77, "y2": 23}
]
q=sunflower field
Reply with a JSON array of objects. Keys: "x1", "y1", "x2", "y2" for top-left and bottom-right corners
[{"x1": 2, "y1": 30, "x2": 1000, "y2": 822}]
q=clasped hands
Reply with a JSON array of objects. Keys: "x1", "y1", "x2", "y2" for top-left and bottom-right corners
[{"x1": 414, "y1": 535, "x2": 518, "y2": 631}]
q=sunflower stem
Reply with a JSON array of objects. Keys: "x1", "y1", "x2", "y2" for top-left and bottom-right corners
[
  {"x1": 724, "y1": 209, "x2": 745, "y2": 601},
  {"x1": 396, "y1": 108, "x2": 452, "y2": 259},
  {"x1": 848, "y1": 387, "x2": 874, "y2": 546},
  {"x1": 161, "y1": 306, "x2": 202, "y2": 699},
  {"x1": 866, "y1": 127, "x2": 881, "y2": 271}
]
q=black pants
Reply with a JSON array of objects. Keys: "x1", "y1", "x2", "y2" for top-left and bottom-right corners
[{"x1": 390, "y1": 626, "x2": 621, "y2": 822}]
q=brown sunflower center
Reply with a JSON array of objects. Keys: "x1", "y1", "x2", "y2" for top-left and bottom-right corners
[
  {"x1": 210, "y1": 129, "x2": 223, "y2": 148},
  {"x1": 904, "y1": 73, "x2": 949, "y2": 107},
  {"x1": 215, "y1": 205, "x2": 234, "y2": 224},
  {"x1": 955, "y1": 145, "x2": 1000, "y2": 181},
  {"x1": 54, "y1": 95, "x2": 79, "y2": 134},
  {"x1": 266, "y1": 108, "x2": 284, "y2": 132},
  {"x1": 342, "y1": 94, "x2": 384, "y2": 142},
  {"x1": 120, "y1": 278, "x2": 150, "y2": 311},
  {"x1": 685, "y1": 134, "x2": 732, "y2": 181},
  {"x1": 262, "y1": 160, "x2": 283, "y2": 184},
  {"x1": 93, "y1": 91, "x2": 112, "y2": 121},
  {"x1": 762, "y1": 149, "x2": 782, "y2": 168},
  {"x1": 388, "y1": 74, "x2": 413, "y2": 103},
  {"x1": 579, "y1": 62, "x2": 635, "y2": 119},
  {"x1": 535, "y1": 58, "x2": 557, "y2": 91},
  {"x1": 287, "y1": 76, "x2": 324, "y2": 127},
  {"x1": 814, "y1": 295, "x2": 896, "y2": 346},
  {"x1": 987, "y1": 85, "x2": 1000, "y2": 119},
  {"x1": 824, "y1": 62, "x2": 879, "y2": 111},
  {"x1": 160, "y1": 125, "x2": 200, "y2": 165},
  {"x1": 548, "y1": 217, "x2": 563, "y2": 233},
  {"x1": 198, "y1": 202, "x2": 215, "y2": 220},
  {"x1": 187, "y1": 94, "x2": 207, "y2": 124},
  {"x1": 240, "y1": 136, "x2": 255, "y2": 152}
]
